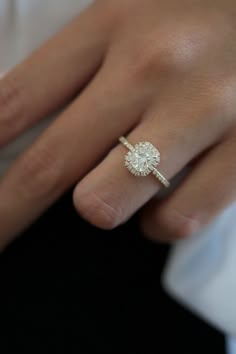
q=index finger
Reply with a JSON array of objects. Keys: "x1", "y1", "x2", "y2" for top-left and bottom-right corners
[{"x1": 0, "y1": 2, "x2": 109, "y2": 147}]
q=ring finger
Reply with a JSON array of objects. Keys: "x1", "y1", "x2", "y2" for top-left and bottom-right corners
[{"x1": 73, "y1": 80, "x2": 229, "y2": 230}]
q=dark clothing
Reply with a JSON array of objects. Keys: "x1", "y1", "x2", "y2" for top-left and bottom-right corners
[{"x1": 0, "y1": 191, "x2": 225, "y2": 353}]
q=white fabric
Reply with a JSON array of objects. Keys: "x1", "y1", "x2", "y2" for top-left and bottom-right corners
[
  {"x1": 163, "y1": 204, "x2": 236, "y2": 336},
  {"x1": 227, "y1": 337, "x2": 236, "y2": 354},
  {"x1": 1, "y1": 1, "x2": 236, "y2": 351}
]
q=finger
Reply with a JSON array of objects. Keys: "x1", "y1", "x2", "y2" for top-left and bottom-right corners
[
  {"x1": 140, "y1": 135, "x2": 236, "y2": 242},
  {"x1": 73, "y1": 85, "x2": 226, "y2": 230},
  {"x1": 0, "y1": 57, "x2": 150, "y2": 249},
  {"x1": 0, "y1": 3, "x2": 110, "y2": 146}
]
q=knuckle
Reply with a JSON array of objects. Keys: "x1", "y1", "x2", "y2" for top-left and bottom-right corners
[
  {"x1": 131, "y1": 46, "x2": 173, "y2": 81},
  {"x1": 74, "y1": 190, "x2": 124, "y2": 230},
  {"x1": 93, "y1": 0, "x2": 121, "y2": 28},
  {"x1": 95, "y1": 0, "x2": 130, "y2": 18},
  {"x1": 0, "y1": 75, "x2": 21, "y2": 108},
  {"x1": 211, "y1": 76, "x2": 236, "y2": 119},
  {"x1": 127, "y1": 38, "x2": 192, "y2": 84},
  {"x1": 158, "y1": 206, "x2": 200, "y2": 240},
  {"x1": 197, "y1": 75, "x2": 236, "y2": 130},
  {"x1": 0, "y1": 75, "x2": 26, "y2": 132},
  {"x1": 16, "y1": 144, "x2": 62, "y2": 201}
]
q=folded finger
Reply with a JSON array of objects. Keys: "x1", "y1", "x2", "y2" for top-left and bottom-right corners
[
  {"x1": 73, "y1": 85, "x2": 225, "y2": 229},
  {"x1": 141, "y1": 135, "x2": 236, "y2": 242}
]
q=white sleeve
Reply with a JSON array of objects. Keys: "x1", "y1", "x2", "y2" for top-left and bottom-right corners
[
  {"x1": 227, "y1": 337, "x2": 236, "y2": 354},
  {"x1": 163, "y1": 202, "x2": 236, "y2": 349}
]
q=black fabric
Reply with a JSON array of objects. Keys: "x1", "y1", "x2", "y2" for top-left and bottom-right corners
[{"x1": 0, "y1": 191, "x2": 225, "y2": 353}]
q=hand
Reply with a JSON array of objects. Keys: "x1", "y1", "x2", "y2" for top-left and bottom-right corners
[{"x1": 1, "y1": 0, "x2": 236, "y2": 248}]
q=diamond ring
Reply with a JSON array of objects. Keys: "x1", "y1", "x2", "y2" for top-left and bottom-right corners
[{"x1": 119, "y1": 136, "x2": 170, "y2": 188}]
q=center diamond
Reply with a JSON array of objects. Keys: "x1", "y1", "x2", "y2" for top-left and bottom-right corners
[{"x1": 125, "y1": 142, "x2": 160, "y2": 176}]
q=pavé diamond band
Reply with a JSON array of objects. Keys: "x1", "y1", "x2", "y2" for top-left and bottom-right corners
[{"x1": 119, "y1": 136, "x2": 170, "y2": 188}]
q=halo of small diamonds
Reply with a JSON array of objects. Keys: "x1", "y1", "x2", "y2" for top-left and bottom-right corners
[{"x1": 125, "y1": 142, "x2": 160, "y2": 176}]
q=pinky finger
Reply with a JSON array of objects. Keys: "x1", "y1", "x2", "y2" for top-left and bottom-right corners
[{"x1": 140, "y1": 135, "x2": 236, "y2": 242}]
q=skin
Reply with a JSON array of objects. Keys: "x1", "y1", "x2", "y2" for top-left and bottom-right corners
[{"x1": 0, "y1": 0, "x2": 236, "y2": 249}]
